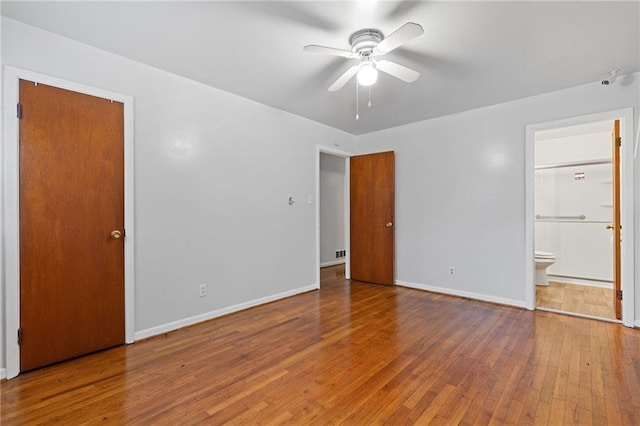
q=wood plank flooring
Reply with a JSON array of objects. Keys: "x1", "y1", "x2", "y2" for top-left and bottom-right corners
[
  {"x1": 536, "y1": 281, "x2": 616, "y2": 320},
  {"x1": 2, "y1": 265, "x2": 639, "y2": 424}
]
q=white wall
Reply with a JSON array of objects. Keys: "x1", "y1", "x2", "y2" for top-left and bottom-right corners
[
  {"x1": 535, "y1": 132, "x2": 613, "y2": 284},
  {"x1": 357, "y1": 75, "x2": 639, "y2": 310},
  {"x1": 0, "y1": 18, "x2": 357, "y2": 371},
  {"x1": 319, "y1": 153, "x2": 345, "y2": 266},
  {"x1": 0, "y1": 11, "x2": 4, "y2": 379},
  {"x1": 637, "y1": 2, "x2": 640, "y2": 323},
  {"x1": 536, "y1": 131, "x2": 612, "y2": 164}
]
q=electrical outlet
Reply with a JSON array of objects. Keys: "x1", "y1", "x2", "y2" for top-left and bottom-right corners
[
  {"x1": 449, "y1": 267, "x2": 455, "y2": 276},
  {"x1": 199, "y1": 283, "x2": 207, "y2": 297}
]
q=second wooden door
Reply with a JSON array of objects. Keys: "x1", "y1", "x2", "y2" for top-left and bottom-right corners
[{"x1": 350, "y1": 151, "x2": 395, "y2": 285}]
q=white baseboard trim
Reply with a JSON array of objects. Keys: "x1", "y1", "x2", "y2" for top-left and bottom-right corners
[
  {"x1": 0, "y1": 368, "x2": 6, "y2": 380},
  {"x1": 320, "y1": 260, "x2": 345, "y2": 268},
  {"x1": 134, "y1": 284, "x2": 317, "y2": 341},
  {"x1": 536, "y1": 307, "x2": 622, "y2": 324},
  {"x1": 548, "y1": 275, "x2": 612, "y2": 289},
  {"x1": 635, "y1": 319, "x2": 640, "y2": 328},
  {"x1": 395, "y1": 280, "x2": 527, "y2": 309}
]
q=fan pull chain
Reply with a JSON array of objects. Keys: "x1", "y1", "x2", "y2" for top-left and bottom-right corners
[
  {"x1": 368, "y1": 86, "x2": 372, "y2": 108},
  {"x1": 355, "y1": 81, "x2": 359, "y2": 120}
]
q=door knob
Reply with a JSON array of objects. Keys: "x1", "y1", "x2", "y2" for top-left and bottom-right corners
[
  {"x1": 386, "y1": 222, "x2": 393, "y2": 228},
  {"x1": 110, "y1": 230, "x2": 123, "y2": 239},
  {"x1": 606, "y1": 224, "x2": 614, "y2": 230}
]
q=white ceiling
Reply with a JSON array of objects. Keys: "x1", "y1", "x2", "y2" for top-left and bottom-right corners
[{"x1": 2, "y1": 1, "x2": 639, "y2": 135}]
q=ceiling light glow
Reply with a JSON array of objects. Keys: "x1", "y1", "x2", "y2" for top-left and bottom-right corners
[{"x1": 357, "y1": 63, "x2": 378, "y2": 86}]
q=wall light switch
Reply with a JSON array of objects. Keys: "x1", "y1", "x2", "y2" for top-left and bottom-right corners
[{"x1": 307, "y1": 195, "x2": 313, "y2": 205}]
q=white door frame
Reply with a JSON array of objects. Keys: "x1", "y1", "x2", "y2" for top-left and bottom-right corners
[
  {"x1": 315, "y1": 146, "x2": 353, "y2": 287},
  {"x1": 2, "y1": 67, "x2": 136, "y2": 378},
  {"x1": 524, "y1": 108, "x2": 635, "y2": 327}
]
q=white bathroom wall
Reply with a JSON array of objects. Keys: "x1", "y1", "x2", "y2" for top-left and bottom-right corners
[
  {"x1": 535, "y1": 130, "x2": 612, "y2": 164},
  {"x1": 356, "y1": 75, "x2": 639, "y2": 309},
  {"x1": 319, "y1": 153, "x2": 345, "y2": 266},
  {"x1": 0, "y1": 18, "x2": 357, "y2": 371},
  {"x1": 535, "y1": 165, "x2": 612, "y2": 222},
  {"x1": 535, "y1": 131, "x2": 613, "y2": 284}
]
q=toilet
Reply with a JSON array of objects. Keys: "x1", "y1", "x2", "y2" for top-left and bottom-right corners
[{"x1": 535, "y1": 251, "x2": 556, "y2": 286}]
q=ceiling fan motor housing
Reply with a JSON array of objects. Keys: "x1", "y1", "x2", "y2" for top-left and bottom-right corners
[{"x1": 349, "y1": 29, "x2": 383, "y2": 54}]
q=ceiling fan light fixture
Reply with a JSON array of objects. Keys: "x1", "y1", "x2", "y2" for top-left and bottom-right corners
[
  {"x1": 357, "y1": 63, "x2": 378, "y2": 86},
  {"x1": 304, "y1": 22, "x2": 424, "y2": 94}
]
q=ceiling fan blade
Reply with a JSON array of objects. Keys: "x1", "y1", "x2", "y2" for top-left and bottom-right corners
[
  {"x1": 328, "y1": 65, "x2": 359, "y2": 92},
  {"x1": 376, "y1": 60, "x2": 420, "y2": 83},
  {"x1": 303, "y1": 45, "x2": 357, "y2": 58},
  {"x1": 376, "y1": 22, "x2": 424, "y2": 54}
]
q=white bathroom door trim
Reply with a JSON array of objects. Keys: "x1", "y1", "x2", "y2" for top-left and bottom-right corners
[
  {"x1": 2, "y1": 67, "x2": 136, "y2": 379},
  {"x1": 524, "y1": 108, "x2": 635, "y2": 327},
  {"x1": 315, "y1": 145, "x2": 353, "y2": 288}
]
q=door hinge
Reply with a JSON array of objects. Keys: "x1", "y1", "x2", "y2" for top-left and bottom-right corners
[
  {"x1": 616, "y1": 290, "x2": 623, "y2": 300},
  {"x1": 17, "y1": 328, "x2": 22, "y2": 346},
  {"x1": 17, "y1": 103, "x2": 22, "y2": 119},
  {"x1": 616, "y1": 137, "x2": 622, "y2": 147}
]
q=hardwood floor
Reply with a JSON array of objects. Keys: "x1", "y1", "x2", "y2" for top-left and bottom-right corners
[
  {"x1": 536, "y1": 281, "x2": 616, "y2": 320},
  {"x1": 2, "y1": 265, "x2": 639, "y2": 424}
]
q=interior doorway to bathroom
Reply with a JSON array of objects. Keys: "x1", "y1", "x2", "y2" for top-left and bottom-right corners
[{"x1": 533, "y1": 119, "x2": 621, "y2": 321}]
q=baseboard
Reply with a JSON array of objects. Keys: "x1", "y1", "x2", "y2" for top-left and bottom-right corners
[
  {"x1": 395, "y1": 280, "x2": 527, "y2": 309},
  {"x1": 0, "y1": 368, "x2": 6, "y2": 380},
  {"x1": 635, "y1": 319, "x2": 640, "y2": 328},
  {"x1": 548, "y1": 275, "x2": 612, "y2": 289},
  {"x1": 536, "y1": 307, "x2": 622, "y2": 324},
  {"x1": 135, "y1": 284, "x2": 317, "y2": 341},
  {"x1": 320, "y1": 260, "x2": 345, "y2": 268}
]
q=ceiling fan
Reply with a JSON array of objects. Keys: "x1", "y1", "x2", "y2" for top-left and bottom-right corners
[{"x1": 303, "y1": 22, "x2": 424, "y2": 92}]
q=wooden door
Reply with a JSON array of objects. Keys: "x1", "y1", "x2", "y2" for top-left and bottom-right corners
[
  {"x1": 19, "y1": 80, "x2": 125, "y2": 372},
  {"x1": 350, "y1": 151, "x2": 395, "y2": 285},
  {"x1": 611, "y1": 120, "x2": 621, "y2": 320}
]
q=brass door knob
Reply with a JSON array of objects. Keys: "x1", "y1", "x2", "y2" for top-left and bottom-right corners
[
  {"x1": 606, "y1": 224, "x2": 614, "y2": 230},
  {"x1": 110, "y1": 230, "x2": 123, "y2": 239},
  {"x1": 386, "y1": 222, "x2": 393, "y2": 228}
]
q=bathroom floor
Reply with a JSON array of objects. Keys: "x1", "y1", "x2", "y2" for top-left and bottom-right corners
[{"x1": 536, "y1": 281, "x2": 616, "y2": 320}]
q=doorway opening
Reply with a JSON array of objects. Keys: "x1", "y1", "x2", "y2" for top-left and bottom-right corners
[
  {"x1": 319, "y1": 152, "x2": 348, "y2": 287},
  {"x1": 534, "y1": 120, "x2": 617, "y2": 320},
  {"x1": 525, "y1": 109, "x2": 635, "y2": 326},
  {"x1": 316, "y1": 147, "x2": 351, "y2": 288}
]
